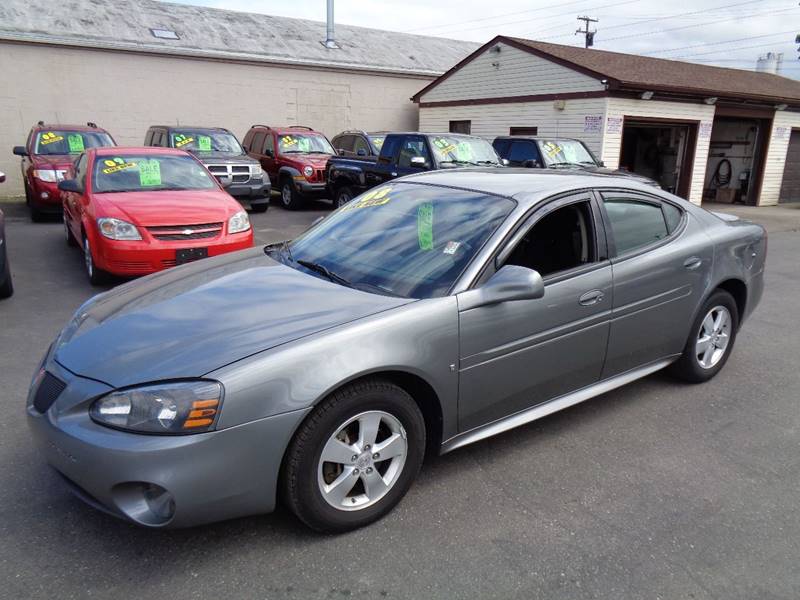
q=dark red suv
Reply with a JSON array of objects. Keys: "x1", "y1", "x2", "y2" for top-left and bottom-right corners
[
  {"x1": 243, "y1": 125, "x2": 335, "y2": 210},
  {"x1": 13, "y1": 122, "x2": 116, "y2": 221}
]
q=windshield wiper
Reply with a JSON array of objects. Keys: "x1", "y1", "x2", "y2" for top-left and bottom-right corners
[
  {"x1": 264, "y1": 239, "x2": 294, "y2": 263},
  {"x1": 547, "y1": 162, "x2": 579, "y2": 168},
  {"x1": 297, "y1": 260, "x2": 352, "y2": 287},
  {"x1": 439, "y1": 159, "x2": 479, "y2": 166}
]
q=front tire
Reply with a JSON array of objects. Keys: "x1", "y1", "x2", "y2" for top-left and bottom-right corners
[
  {"x1": 83, "y1": 235, "x2": 109, "y2": 286},
  {"x1": 334, "y1": 186, "x2": 354, "y2": 209},
  {"x1": 280, "y1": 178, "x2": 305, "y2": 211},
  {"x1": 64, "y1": 217, "x2": 77, "y2": 247},
  {"x1": 0, "y1": 256, "x2": 13, "y2": 299},
  {"x1": 283, "y1": 379, "x2": 425, "y2": 533},
  {"x1": 668, "y1": 289, "x2": 739, "y2": 383}
]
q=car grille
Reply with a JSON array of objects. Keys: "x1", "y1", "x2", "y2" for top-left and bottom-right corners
[
  {"x1": 161, "y1": 259, "x2": 177, "y2": 268},
  {"x1": 207, "y1": 164, "x2": 252, "y2": 184},
  {"x1": 108, "y1": 260, "x2": 151, "y2": 272},
  {"x1": 146, "y1": 222, "x2": 224, "y2": 241},
  {"x1": 33, "y1": 371, "x2": 66, "y2": 413}
]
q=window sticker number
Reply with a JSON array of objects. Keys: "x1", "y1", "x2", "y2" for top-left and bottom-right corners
[
  {"x1": 197, "y1": 135, "x2": 212, "y2": 151},
  {"x1": 432, "y1": 137, "x2": 457, "y2": 155},
  {"x1": 40, "y1": 132, "x2": 64, "y2": 145},
  {"x1": 139, "y1": 159, "x2": 162, "y2": 187},
  {"x1": 174, "y1": 134, "x2": 194, "y2": 148},
  {"x1": 102, "y1": 157, "x2": 137, "y2": 174},
  {"x1": 67, "y1": 134, "x2": 84, "y2": 153},
  {"x1": 281, "y1": 136, "x2": 297, "y2": 147},
  {"x1": 372, "y1": 137, "x2": 385, "y2": 150},
  {"x1": 418, "y1": 203, "x2": 434, "y2": 251},
  {"x1": 543, "y1": 142, "x2": 562, "y2": 158},
  {"x1": 341, "y1": 186, "x2": 392, "y2": 211}
]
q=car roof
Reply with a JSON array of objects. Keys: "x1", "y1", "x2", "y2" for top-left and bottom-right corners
[
  {"x1": 149, "y1": 126, "x2": 230, "y2": 133},
  {"x1": 398, "y1": 168, "x2": 669, "y2": 206},
  {"x1": 493, "y1": 136, "x2": 582, "y2": 143},
  {"x1": 91, "y1": 146, "x2": 189, "y2": 156},
  {"x1": 33, "y1": 124, "x2": 107, "y2": 132},
  {"x1": 250, "y1": 125, "x2": 323, "y2": 133}
]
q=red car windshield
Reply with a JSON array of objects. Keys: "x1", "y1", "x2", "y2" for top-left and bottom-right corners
[
  {"x1": 92, "y1": 154, "x2": 217, "y2": 193},
  {"x1": 277, "y1": 133, "x2": 334, "y2": 155},
  {"x1": 34, "y1": 131, "x2": 114, "y2": 156}
]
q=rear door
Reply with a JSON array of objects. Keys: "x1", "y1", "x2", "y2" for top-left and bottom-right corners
[
  {"x1": 457, "y1": 193, "x2": 612, "y2": 431},
  {"x1": 599, "y1": 191, "x2": 713, "y2": 377}
]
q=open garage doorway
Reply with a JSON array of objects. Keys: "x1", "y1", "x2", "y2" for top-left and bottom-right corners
[
  {"x1": 703, "y1": 116, "x2": 770, "y2": 206},
  {"x1": 619, "y1": 120, "x2": 697, "y2": 199},
  {"x1": 779, "y1": 129, "x2": 800, "y2": 203}
]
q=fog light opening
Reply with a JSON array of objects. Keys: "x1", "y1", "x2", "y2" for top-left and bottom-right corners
[
  {"x1": 112, "y1": 482, "x2": 176, "y2": 526},
  {"x1": 40, "y1": 191, "x2": 49, "y2": 199}
]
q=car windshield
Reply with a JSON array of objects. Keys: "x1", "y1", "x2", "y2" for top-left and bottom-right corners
[
  {"x1": 282, "y1": 183, "x2": 515, "y2": 299},
  {"x1": 429, "y1": 135, "x2": 502, "y2": 167},
  {"x1": 277, "y1": 133, "x2": 335, "y2": 155},
  {"x1": 34, "y1": 131, "x2": 114, "y2": 156},
  {"x1": 538, "y1": 140, "x2": 597, "y2": 167},
  {"x1": 92, "y1": 154, "x2": 217, "y2": 193},
  {"x1": 170, "y1": 131, "x2": 244, "y2": 154},
  {"x1": 368, "y1": 135, "x2": 386, "y2": 153}
]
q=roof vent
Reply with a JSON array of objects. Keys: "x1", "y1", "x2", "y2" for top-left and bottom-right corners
[
  {"x1": 150, "y1": 28, "x2": 179, "y2": 40},
  {"x1": 322, "y1": 0, "x2": 339, "y2": 49}
]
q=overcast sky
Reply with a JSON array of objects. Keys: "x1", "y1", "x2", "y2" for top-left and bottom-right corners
[{"x1": 165, "y1": 0, "x2": 799, "y2": 79}]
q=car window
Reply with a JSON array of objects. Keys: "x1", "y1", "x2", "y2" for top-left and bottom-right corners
[
  {"x1": 145, "y1": 131, "x2": 153, "y2": 146},
  {"x1": 429, "y1": 135, "x2": 501, "y2": 167},
  {"x1": 285, "y1": 183, "x2": 515, "y2": 299},
  {"x1": 397, "y1": 137, "x2": 431, "y2": 168},
  {"x1": 334, "y1": 135, "x2": 353, "y2": 153},
  {"x1": 604, "y1": 197, "x2": 670, "y2": 255},
  {"x1": 368, "y1": 135, "x2": 385, "y2": 154},
  {"x1": 378, "y1": 136, "x2": 401, "y2": 164},
  {"x1": 92, "y1": 154, "x2": 217, "y2": 193},
  {"x1": 539, "y1": 140, "x2": 596, "y2": 167},
  {"x1": 508, "y1": 141, "x2": 538, "y2": 166},
  {"x1": 662, "y1": 202, "x2": 683, "y2": 233},
  {"x1": 263, "y1": 134, "x2": 274, "y2": 155},
  {"x1": 170, "y1": 131, "x2": 243, "y2": 154},
  {"x1": 492, "y1": 138, "x2": 511, "y2": 157},
  {"x1": 250, "y1": 132, "x2": 266, "y2": 155},
  {"x1": 277, "y1": 134, "x2": 334, "y2": 155},
  {"x1": 353, "y1": 136, "x2": 371, "y2": 156},
  {"x1": 503, "y1": 201, "x2": 596, "y2": 277},
  {"x1": 74, "y1": 154, "x2": 88, "y2": 188},
  {"x1": 34, "y1": 131, "x2": 114, "y2": 155}
]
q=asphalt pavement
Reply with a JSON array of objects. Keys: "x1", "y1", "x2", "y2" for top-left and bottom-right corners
[{"x1": 0, "y1": 199, "x2": 798, "y2": 600}]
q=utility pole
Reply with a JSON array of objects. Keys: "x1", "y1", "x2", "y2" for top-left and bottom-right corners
[{"x1": 576, "y1": 16, "x2": 598, "y2": 48}]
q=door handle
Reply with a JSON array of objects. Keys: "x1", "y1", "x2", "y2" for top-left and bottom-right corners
[
  {"x1": 683, "y1": 256, "x2": 702, "y2": 270},
  {"x1": 579, "y1": 290, "x2": 604, "y2": 306}
]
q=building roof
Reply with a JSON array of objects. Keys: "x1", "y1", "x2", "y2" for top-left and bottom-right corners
[
  {"x1": 0, "y1": 0, "x2": 479, "y2": 78},
  {"x1": 414, "y1": 35, "x2": 800, "y2": 106}
]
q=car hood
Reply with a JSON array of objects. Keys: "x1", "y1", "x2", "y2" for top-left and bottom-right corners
[
  {"x1": 286, "y1": 154, "x2": 332, "y2": 168},
  {"x1": 32, "y1": 154, "x2": 76, "y2": 169},
  {"x1": 94, "y1": 189, "x2": 239, "y2": 226},
  {"x1": 54, "y1": 248, "x2": 413, "y2": 387}
]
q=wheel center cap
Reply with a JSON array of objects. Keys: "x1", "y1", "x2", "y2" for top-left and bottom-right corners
[{"x1": 355, "y1": 452, "x2": 371, "y2": 470}]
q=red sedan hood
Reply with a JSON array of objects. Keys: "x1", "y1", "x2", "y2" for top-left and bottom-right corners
[
  {"x1": 94, "y1": 189, "x2": 238, "y2": 226},
  {"x1": 32, "y1": 154, "x2": 75, "y2": 170}
]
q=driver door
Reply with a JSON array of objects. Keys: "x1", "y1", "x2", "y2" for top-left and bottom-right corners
[{"x1": 457, "y1": 194, "x2": 613, "y2": 431}]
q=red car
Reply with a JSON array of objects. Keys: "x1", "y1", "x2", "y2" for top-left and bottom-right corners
[
  {"x1": 243, "y1": 125, "x2": 335, "y2": 210},
  {"x1": 13, "y1": 122, "x2": 116, "y2": 221},
  {"x1": 58, "y1": 147, "x2": 254, "y2": 284}
]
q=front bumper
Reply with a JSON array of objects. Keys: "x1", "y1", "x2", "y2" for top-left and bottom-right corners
[
  {"x1": 295, "y1": 180, "x2": 328, "y2": 198},
  {"x1": 94, "y1": 233, "x2": 254, "y2": 276},
  {"x1": 29, "y1": 179, "x2": 63, "y2": 211},
  {"x1": 225, "y1": 180, "x2": 271, "y2": 199},
  {"x1": 26, "y1": 360, "x2": 310, "y2": 528}
]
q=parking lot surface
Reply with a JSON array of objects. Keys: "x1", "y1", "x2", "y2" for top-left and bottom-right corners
[{"x1": 1, "y1": 200, "x2": 799, "y2": 600}]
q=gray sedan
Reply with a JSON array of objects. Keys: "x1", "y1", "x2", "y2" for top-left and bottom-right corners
[{"x1": 27, "y1": 170, "x2": 766, "y2": 532}]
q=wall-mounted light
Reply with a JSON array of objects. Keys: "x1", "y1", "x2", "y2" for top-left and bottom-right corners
[
  {"x1": 640, "y1": 91, "x2": 654, "y2": 100},
  {"x1": 704, "y1": 97, "x2": 718, "y2": 105},
  {"x1": 553, "y1": 99, "x2": 566, "y2": 111},
  {"x1": 775, "y1": 103, "x2": 788, "y2": 111}
]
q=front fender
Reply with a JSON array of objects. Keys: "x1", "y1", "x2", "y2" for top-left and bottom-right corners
[{"x1": 208, "y1": 296, "x2": 460, "y2": 442}]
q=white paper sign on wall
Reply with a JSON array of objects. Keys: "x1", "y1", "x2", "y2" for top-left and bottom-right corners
[
  {"x1": 584, "y1": 115, "x2": 602, "y2": 133},
  {"x1": 774, "y1": 126, "x2": 788, "y2": 140},
  {"x1": 606, "y1": 116, "x2": 623, "y2": 134},
  {"x1": 699, "y1": 122, "x2": 713, "y2": 138}
]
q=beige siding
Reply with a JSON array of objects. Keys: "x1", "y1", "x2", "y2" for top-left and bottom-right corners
[
  {"x1": 759, "y1": 111, "x2": 800, "y2": 206},
  {"x1": 0, "y1": 42, "x2": 429, "y2": 197},
  {"x1": 419, "y1": 42, "x2": 604, "y2": 103},
  {"x1": 419, "y1": 97, "x2": 608, "y2": 155},
  {"x1": 602, "y1": 98, "x2": 717, "y2": 205}
]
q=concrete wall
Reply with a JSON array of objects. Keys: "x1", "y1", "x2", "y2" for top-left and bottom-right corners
[
  {"x1": 602, "y1": 98, "x2": 717, "y2": 205},
  {"x1": 418, "y1": 41, "x2": 604, "y2": 103},
  {"x1": 0, "y1": 42, "x2": 430, "y2": 197},
  {"x1": 760, "y1": 111, "x2": 800, "y2": 206},
  {"x1": 419, "y1": 96, "x2": 607, "y2": 156}
]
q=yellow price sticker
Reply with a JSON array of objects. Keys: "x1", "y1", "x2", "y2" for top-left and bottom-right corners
[
  {"x1": 341, "y1": 186, "x2": 392, "y2": 211},
  {"x1": 101, "y1": 158, "x2": 137, "y2": 174},
  {"x1": 40, "y1": 132, "x2": 64, "y2": 145}
]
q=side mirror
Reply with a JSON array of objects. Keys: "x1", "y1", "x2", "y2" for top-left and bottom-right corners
[
  {"x1": 522, "y1": 159, "x2": 540, "y2": 168},
  {"x1": 0, "y1": 172, "x2": 5, "y2": 183},
  {"x1": 356, "y1": 148, "x2": 367, "y2": 157},
  {"x1": 410, "y1": 156, "x2": 429, "y2": 169},
  {"x1": 13, "y1": 146, "x2": 28, "y2": 157},
  {"x1": 501, "y1": 158, "x2": 510, "y2": 166},
  {"x1": 57, "y1": 179, "x2": 82, "y2": 193},
  {"x1": 598, "y1": 161, "x2": 605, "y2": 167},
  {"x1": 457, "y1": 265, "x2": 544, "y2": 310}
]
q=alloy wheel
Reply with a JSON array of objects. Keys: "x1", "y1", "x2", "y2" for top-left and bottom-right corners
[
  {"x1": 695, "y1": 305, "x2": 732, "y2": 369},
  {"x1": 336, "y1": 191, "x2": 351, "y2": 208},
  {"x1": 317, "y1": 410, "x2": 408, "y2": 511},
  {"x1": 83, "y1": 237, "x2": 94, "y2": 278},
  {"x1": 281, "y1": 183, "x2": 293, "y2": 207}
]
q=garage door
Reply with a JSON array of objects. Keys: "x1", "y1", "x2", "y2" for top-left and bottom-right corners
[{"x1": 779, "y1": 129, "x2": 800, "y2": 203}]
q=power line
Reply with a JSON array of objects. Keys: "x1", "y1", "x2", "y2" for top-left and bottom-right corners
[
  {"x1": 672, "y1": 39, "x2": 798, "y2": 59},
  {"x1": 642, "y1": 29, "x2": 799, "y2": 56}
]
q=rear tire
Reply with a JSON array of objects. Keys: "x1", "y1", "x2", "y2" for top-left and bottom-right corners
[
  {"x1": 283, "y1": 378, "x2": 425, "y2": 533},
  {"x1": 668, "y1": 289, "x2": 739, "y2": 383},
  {"x1": 280, "y1": 178, "x2": 305, "y2": 211}
]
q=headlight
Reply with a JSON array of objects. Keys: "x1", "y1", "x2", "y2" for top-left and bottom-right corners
[
  {"x1": 97, "y1": 217, "x2": 142, "y2": 240},
  {"x1": 251, "y1": 164, "x2": 263, "y2": 176},
  {"x1": 33, "y1": 169, "x2": 58, "y2": 182},
  {"x1": 303, "y1": 165, "x2": 313, "y2": 178},
  {"x1": 90, "y1": 381, "x2": 223, "y2": 434},
  {"x1": 228, "y1": 210, "x2": 250, "y2": 234}
]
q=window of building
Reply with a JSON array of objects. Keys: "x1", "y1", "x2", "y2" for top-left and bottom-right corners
[
  {"x1": 504, "y1": 201, "x2": 596, "y2": 277},
  {"x1": 604, "y1": 198, "x2": 671, "y2": 255},
  {"x1": 509, "y1": 127, "x2": 538, "y2": 136},
  {"x1": 449, "y1": 120, "x2": 471, "y2": 134}
]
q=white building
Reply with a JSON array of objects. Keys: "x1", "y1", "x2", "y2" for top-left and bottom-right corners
[
  {"x1": 0, "y1": 0, "x2": 477, "y2": 196},
  {"x1": 415, "y1": 36, "x2": 800, "y2": 206}
]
